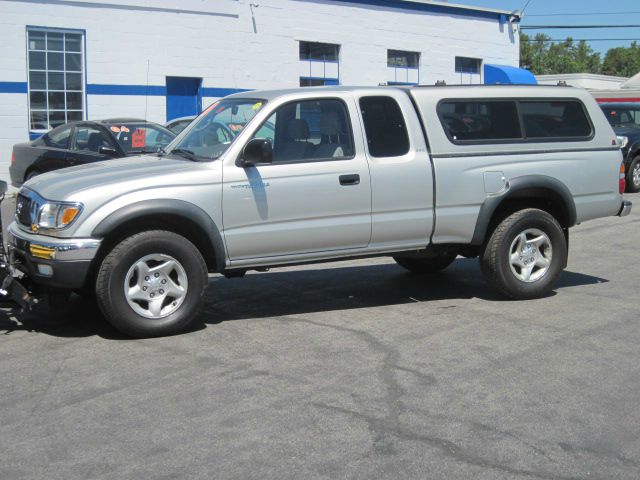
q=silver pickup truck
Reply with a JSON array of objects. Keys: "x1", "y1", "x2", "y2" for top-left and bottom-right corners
[{"x1": 7, "y1": 85, "x2": 632, "y2": 337}]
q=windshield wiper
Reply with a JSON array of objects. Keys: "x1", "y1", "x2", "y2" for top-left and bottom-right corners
[
  {"x1": 128, "y1": 148, "x2": 157, "y2": 154},
  {"x1": 169, "y1": 148, "x2": 198, "y2": 161}
]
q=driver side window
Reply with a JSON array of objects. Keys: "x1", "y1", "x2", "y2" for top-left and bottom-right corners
[
  {"x1": 251, "y1": 99, "x2": 354, "y2": 163},
  {"x1": 74, "y1": 126, "x2": 113, "y2": 153}
]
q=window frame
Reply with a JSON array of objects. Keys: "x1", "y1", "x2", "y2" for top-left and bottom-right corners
[
  {"x1": 358, "y1": 95, "x2": 411, "y2": 159},
  {"x1": 454, "y1": 56, "x2": 482, "y2": 75},
  {"x1": 71, "y1": 123, "x2": 118, "y2": 154},
  {"x1": 25, "y1": 26, "x2": 86, "y2": 134},
  {"x1": 436, "y1": 97, "x2": 595, "y2": 146},
  {"x1": 298, "y1": 41, "x2": 341, "y2": 63},
  {"x1": 387, "y1": 49, "x2": 420, "y2": 69},
  {"x1": 239, "y1": 97, "x2": 356, "y2": 166},
  {"x1": 42, "y1": 124, "x2": 74, "y2": 150}
]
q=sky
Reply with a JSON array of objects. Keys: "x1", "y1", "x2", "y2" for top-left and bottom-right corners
[{"x1": 455, "y1": 0, "x2": 640, "y2": 54}]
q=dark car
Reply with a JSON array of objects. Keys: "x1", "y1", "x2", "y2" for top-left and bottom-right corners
[
  {"x1": 165, "y1": 115, "x2": 196, "y2": 135},
  {"x1": 9, "y1": 118, "x2": 176, "y2": 187},
  {"x1": 600, "y1": 103, "x2": 640, "y2": 193}
]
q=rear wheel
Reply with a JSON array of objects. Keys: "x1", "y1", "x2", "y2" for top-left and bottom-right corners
[
  {"x1": 95, "y1": 230, "x2": 208, "y2": 338},
  {"x1": 25, "y1": 170, "x2": 39, "y2": 182},
  {"x1": 627, "y1": 157, "x2": 640, "y2": 193},
  {"x1": 393, "y1": 255, "x2": 456, "y2": 274},
  {"x1": 481, "y1": 209, "x2": 567, "y2": 299}
]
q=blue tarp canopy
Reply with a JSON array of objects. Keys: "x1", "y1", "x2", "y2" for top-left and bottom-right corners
[{"x1": 484, "y1": 64, "x2": 537, "y2": 85}]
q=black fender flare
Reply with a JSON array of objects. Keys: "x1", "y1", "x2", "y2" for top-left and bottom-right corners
[
  {"x1": 91, "y1": 199, "x2": 226, "y2": 272},
  {"x1": 470, "y1": 175, "x2": 577, "y2": 246}
]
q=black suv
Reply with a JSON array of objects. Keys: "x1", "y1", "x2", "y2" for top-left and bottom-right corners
[{"x1": 600, "y1": 103, "x2": 640, "y2": 193}]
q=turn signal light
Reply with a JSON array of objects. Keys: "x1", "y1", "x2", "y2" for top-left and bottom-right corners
[
  {"x1": 60, "y1": 206, "x2": 81, "y2": 226},
  {"x1": 620, "y1": 163, "x2": 626, "y2": 194},
  {"x1": 11, "y1": 150, "x2": 15, "y2": 165}
]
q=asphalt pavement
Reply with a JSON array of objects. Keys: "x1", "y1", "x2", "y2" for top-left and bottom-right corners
[{"x1": 1, "y1": 194, "x2": 639, "y2": 479}]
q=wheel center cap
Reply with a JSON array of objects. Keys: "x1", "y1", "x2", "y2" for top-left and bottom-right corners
[{"x1": 520, "y1": 244, "x2": 537, "y2": 264}]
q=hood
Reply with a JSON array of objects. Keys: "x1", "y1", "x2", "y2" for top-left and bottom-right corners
[
  {"x1": 23, "y1": 155, "x2": 218, "y2": 201},
  {"x1": 611, "y1": 125, "x2": 640, "y2": 139}
]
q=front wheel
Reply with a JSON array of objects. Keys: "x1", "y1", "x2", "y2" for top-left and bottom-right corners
[
  {"x1": 481, "y1": 209, "x2": 567, "y2": 299},
  {"x1": 627, "y1": 157, "x2": 640, "y2": 193},
  {"x1": 95, "y1": 230, "x2": 208, "y2": 338}
]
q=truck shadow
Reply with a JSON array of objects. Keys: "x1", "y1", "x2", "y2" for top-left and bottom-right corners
[{"x1": 0, "y1": 258, "x2": 608, "y2": 339}]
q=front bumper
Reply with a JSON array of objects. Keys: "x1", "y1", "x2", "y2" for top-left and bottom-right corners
[
  {"x1": 618, "y1": 200, "x2": 633, "y2": 217},
  {"x1": 7, "y1": 222, "x2": 101, "y2": 289}
]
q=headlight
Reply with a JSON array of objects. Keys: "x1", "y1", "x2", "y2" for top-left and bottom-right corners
[
  {"x1": 616, "y1": 135, "x2": 629, "y2": 149},
  {"x1": 36, "y1": 202, "x2": 82, "y2": 229}
]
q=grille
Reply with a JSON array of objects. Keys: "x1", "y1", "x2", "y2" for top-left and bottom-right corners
[{"x1": 15, "y1": 193, "x2": 34, "y2": 227}]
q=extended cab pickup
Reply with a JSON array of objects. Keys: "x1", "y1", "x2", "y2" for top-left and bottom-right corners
[{"x1": 8, "y1": 85, "x2": 632, "y2": 337}]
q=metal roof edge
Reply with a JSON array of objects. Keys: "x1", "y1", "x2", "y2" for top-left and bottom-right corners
[{"x1": 324, "y1": 0, "x2": 521, "y2": 20}]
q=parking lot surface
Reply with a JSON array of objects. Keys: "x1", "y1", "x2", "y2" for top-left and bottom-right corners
[{"x1": 1, "y1": 195, "x2": 639, "y2": 480}]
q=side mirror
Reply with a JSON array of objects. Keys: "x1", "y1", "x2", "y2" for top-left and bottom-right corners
[
  {"x1": 0, "y1": 180, "x2": 7, "y2": 194},
  {"x1": 241, "y1": 138, "x2": 272, "y2": 166},
  {"x1": 99, "y1": 146, "x2": 119, "y2": 157}
]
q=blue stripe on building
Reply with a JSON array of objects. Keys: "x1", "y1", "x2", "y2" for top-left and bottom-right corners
[
  {"x1": 86, "y1": 84, "x2": 167, "y2": 95},
  {"x1": 0, "y1": 82, "x2": 28, "y2": 93},
  {"x1": 86, "y1": 84, "x2": 248, "y2": 97},
  {"x1": 0, "y1": 82, "x2": 246, "y2": 97}
]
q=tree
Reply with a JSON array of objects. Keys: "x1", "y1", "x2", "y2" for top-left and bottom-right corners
[
  {"x1": 520, "y1": 33, "x2": 601, "y2": 75},
  {"x1": 601, "y1": 42, "x2": 640, "y2": 77}
]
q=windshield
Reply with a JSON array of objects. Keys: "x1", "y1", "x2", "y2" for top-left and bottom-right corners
[
  {"x1": 601, "y1": 106, "x2": 640, "y2": 128},
  {"x1": 167, "y1": 98, "x2": 266, "y2": 161},
  {"x1": 108, "y1": 122, "x2": 176, "y2": 154}
]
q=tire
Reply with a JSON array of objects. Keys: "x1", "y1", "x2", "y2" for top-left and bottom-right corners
[
  {"x1": 25, "y1": 170, "x2": 40, "y2": 182},
  {"x1": 95, "y1": 230, "x2": 208, "y2": 338},
  {"x1": 393, "y1": 255, "x2": 456, "y2": 274},
  {"x1": 480, "y1": 209, "x2": 567, "y2": 299},
  {"x1": 626, "y1": 157, "x2": 640, "y2": 193}
]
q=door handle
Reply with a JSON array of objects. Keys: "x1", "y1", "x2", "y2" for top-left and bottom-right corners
[{"x1": 339, "y1": 174, "x2": 360, "y2": 186}]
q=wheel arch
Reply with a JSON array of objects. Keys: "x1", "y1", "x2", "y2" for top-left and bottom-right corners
[
  {"x1": 24, "y1": 165, "x2": 41, "y2": 181},
  {"x1": 627, "y1": 140, "x2": 640, "y2": 165},
  {"x1": 471, "y1": 175, "x2": 577, "y2": 246},
  {"x1": 91, "y1": 200, "x2": 226, "y2": 274}
]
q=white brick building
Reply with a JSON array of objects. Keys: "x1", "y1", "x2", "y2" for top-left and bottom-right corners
[{"x1": 0, "y1": 0, "x2": 521, "y2": 178}]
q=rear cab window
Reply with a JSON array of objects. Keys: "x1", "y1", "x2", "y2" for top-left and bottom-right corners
[
  {"x1": 437, "y1": 98, "x2": 593, "y2": 144},
  {"x1": 600, "y1": 105, "x2": 640, "y2": 128},
  {"x1": 41, "y1": 124, "x2": 73, "y2": 149},
  {"x1": 359, "y1": 96, "x2": 410, "y2": 157},
  {"x1": 438, "y1": 101, "x2": 521, "y2": 142}
]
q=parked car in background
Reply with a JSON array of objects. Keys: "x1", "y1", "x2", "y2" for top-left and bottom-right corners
[
  {"x1": 600, "y1": 103, "x2": 640, "y2": 192},
  {"x1": 9, "y1": 118, "x2": 176, "y2": 187},
  {"x1": 165, "y1": 115, "x2": 196, "y2": 135}
]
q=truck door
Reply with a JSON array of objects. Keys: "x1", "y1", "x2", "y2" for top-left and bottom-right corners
[
  {"x1": 357, "y1": 92, "x2": 434, "y2": 249},
  {"x1": 222, "y1": 96, "x2": 372, "y2": 262}
]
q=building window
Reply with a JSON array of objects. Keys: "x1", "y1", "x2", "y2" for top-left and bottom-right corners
[
  {"x1": 299, "y1": 41, "x2": 340, "y2": 62},
  {"x1": 27, "y1": 27, "x2": 85, "y2": 131},
  {"x1": 455, "y1": 56, "x2": 482, "y2": 74},
  {"x1": 387, "y1": 50, "x2": 420, "y2": 69},
  {"x1": 300, "y1": 77, "x2": 339, "y2": 87}
]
